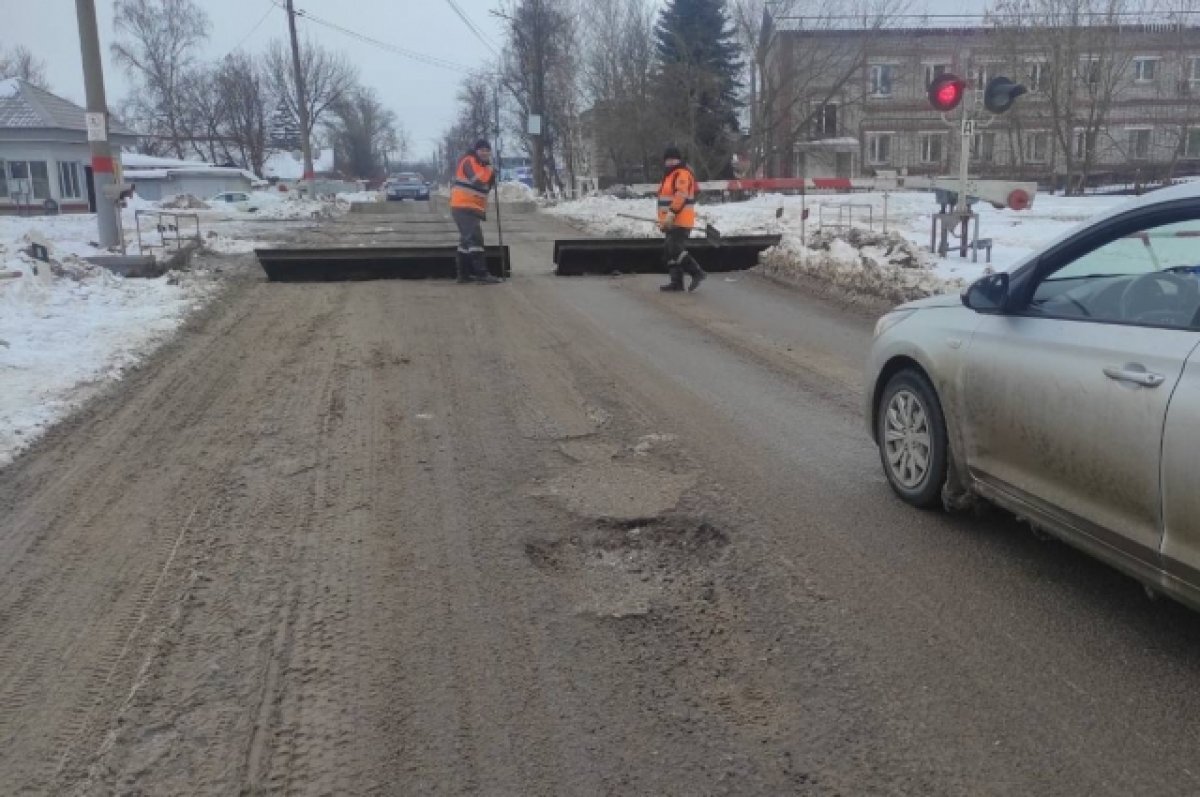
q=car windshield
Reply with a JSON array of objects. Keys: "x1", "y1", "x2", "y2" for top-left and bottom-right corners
[{"x1": 398, "y1": 175, "x2": 422, "y2": 183}]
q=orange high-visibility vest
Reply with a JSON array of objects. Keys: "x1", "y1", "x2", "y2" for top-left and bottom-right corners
[
  {"x1": 657, "y1": 166, "x2": 697, "y2": 228},
  {"x1": 450, "y1": 154, "x2": 494, "y2": 217}
]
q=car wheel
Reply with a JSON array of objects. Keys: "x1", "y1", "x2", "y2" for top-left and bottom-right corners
[{"x1": 877, "y1": 369, "x2": 949, "y2": 509}]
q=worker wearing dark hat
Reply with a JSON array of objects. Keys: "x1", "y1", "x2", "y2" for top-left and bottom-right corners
[
  {"x1": 657, "y1": 145, "x2": 706, "y2": 292},
  {"x1": 450, "y1": 138, "x2": 501, "y2": 284}
]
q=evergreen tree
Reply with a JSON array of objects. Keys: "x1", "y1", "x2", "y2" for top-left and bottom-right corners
[
  {"x1": 653, "y1": 0, "x2": 742, "y2": 179},
  {"x1": 268, "y1": 99, "x2": 302, "y2": 151}
]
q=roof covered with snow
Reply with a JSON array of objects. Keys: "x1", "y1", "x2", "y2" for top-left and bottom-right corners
[
  {"x1": 119, "y1": 152, "x2": 263, "y2": 184},
  {"x1": 263, "y1": 148, "x2": 336, "y2": 180},
  {"x1": 0, "y1": 79, "x2": 137, "y2": 136}
]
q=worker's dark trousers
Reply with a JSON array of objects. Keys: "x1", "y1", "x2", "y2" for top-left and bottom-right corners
[
  {"x1": 662, "y1": 226, "x2": 702, "y2": 287},
  {"x1": 452, "y1": 208, "x2": 488, "y2": 279}
]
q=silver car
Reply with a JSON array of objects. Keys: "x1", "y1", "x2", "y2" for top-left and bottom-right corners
[{"x1": 866, "y1": 182, "x2": 1200, "y2": 609}]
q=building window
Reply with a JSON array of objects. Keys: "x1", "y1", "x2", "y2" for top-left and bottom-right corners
[
  {"x1": 866, "y1": 133, "x2": 892, "y2": 164},
  {"x1": 971, "y1": 132, "x2": 996, "y2": 162},
  {"x1": 870, "y1": 65, "x2": 895, "y2": 97},
  {"x1": 1128, "y1": 128, "x2": 1152, "y2": 159},
  {"x1": 6, "y1": 160, "x2": 51, "y2": 200},
  {"x1": 1079, "y1": 57, "x2": 1102, "y2": 85},
  {"x1": 57, "y1": 162, "x2": 83, "y2": 200},
  {"x1": 812, "y1": 103, "x2": 838, "y2": 138},
  {"x1": 0, "y1": 159, "x2": 7, "y2": 198},
  {"x1": 924, "y1": 63, "x2": 949, "y2": 89},
  {"x1": 1186, "y1": 129, "x2": 1200, "y2": 159},
  {"x1": 1133, "y1": 57, "x2": 1158, "y2": 83},
  {"x1": 919, "y1": 133, "x2": 944, "y2": 163},
  {"x1": 1025, "y1": 132, "x2": 1049, "y2": 163},
  {"x1": 1029, "y1": 62, "x2": 1049, "y2": 92},
  {"x1": 1190, "y1": 57, "x2": 1200, "y2": 85}
]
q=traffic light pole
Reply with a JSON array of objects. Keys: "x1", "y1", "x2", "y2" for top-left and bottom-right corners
[{"x1": 957, "y1": 112, "x2": 973, "y2": 215}]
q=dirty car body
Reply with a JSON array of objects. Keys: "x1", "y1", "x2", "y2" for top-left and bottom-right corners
[{"x1": 865, "y1": 182, "x2": 1200, "y2": 610}]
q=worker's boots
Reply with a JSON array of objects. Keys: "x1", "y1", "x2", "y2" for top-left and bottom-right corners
[
  {"x1": 683, "y1": 258, "x2": 707, "y2": 292},
  {"x1": 455, "y1": 252, "x2": 472, "y2": 283},
  {"x1": 660, "y1": 266, "x2": 685, "y2": 292},
  {"x1": 471, "y1": 253, "x2": 502, "y2": 285}
]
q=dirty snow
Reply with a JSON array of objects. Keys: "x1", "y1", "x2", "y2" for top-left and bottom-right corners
[
  {"x1": 498, "y1": 181, "x2": 537, "y2": 202},
  {"x1": 0, "y1": 196, "x2": 340, "y2": 466},
  {"x1": 0, "y1": 216, "x2": 221, "y2": 465},
  {"x1": 547, "y1": 191, "x2": 1128, "y2": 300}
]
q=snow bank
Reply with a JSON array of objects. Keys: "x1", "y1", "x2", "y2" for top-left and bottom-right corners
[
  {"x1": 549, "y1": 190, "x2": 1128, "y2": 301},
  {"x1": 0, "y1": 215, "x2": 220, "y2": 466},
  {"x1": 336, "y1": 190, "x2": 382, "y2": 204},
  {"x1": 498, "y1": 181, "x2": 536, "y2": 203}
]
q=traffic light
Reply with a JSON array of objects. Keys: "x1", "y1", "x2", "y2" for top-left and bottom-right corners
[
  {"x1": 928, "y1": 73, "x2": 967, "y2": 112},
  {"x1": 983, "y1": 76, "x2": 1028, "y2": 114}
]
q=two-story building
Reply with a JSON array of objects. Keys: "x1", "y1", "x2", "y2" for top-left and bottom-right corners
[{"x1": 764, "y1": 14, "x2": 1200, "y2": 189}]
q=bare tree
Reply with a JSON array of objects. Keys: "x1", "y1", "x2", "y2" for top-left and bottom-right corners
[
  {"x1": 496, "y1": 0, "x2": 580, "y2": 192},
  {"x1": 217, "y1": 53, "x2": 272, "y2": 175},
  {"x1": 751, "y1": 0, "x2": 909, "y2": 177},
  {"x1": 988, "y1": 0, "x2": 1148, "y2": 193},
  {"x1": 112, "y1": 0, "x2": 211, "y2": 158},
  {"x1": 1151, "y1": 0, "x2": 1200, "y2": 182},
  {"x1": 326, "y1": 87, "x2": 399, "y2": 179},
  {"x1": 0, "y1": 45, "x2": 50, "y2": 89},
  {"x1": 265, "y1": 38, "x2": 358, "y2": 156},
  {"x1": 581, "y1": 0, "x2": 661, "y2": 182},
  {"x1": 442, "y1": 71, "x2": 496, "y2": 178}
]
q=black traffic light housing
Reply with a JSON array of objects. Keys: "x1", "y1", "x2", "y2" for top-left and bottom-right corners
[
  {"x1": 983, "y1": 76, "x2": 1028, "y2": 114},
  {"x1": 927, "y1": 73, "x2": 968, "y2": 112}
]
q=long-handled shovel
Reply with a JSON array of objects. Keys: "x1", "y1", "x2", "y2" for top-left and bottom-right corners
[{"x1": 615, "y1": 213, "x2": 723, "y2": 244}]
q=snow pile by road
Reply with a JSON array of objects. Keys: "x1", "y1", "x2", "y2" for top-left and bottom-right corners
[
  {"x1": 336, "y1": 190, "x2": 382, "y2": 205},
  {"x1": 0, "y1": 215, "x2": 221, "y2": 466},
  {"x1": 498, "y1": 181, "x2": 537, "y2": 203},
  {"x1": 548, "y1": 191, "x2": 1128, "y2": 301}
]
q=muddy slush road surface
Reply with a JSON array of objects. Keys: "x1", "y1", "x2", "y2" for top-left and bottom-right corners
[{"x1": 2, "y1": 204, "x2": 1200, "y2": 795}]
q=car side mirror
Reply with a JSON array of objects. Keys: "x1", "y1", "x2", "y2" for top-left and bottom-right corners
[{"x1": 962, "y1": 272, "x2": 1009, "y2": 313}]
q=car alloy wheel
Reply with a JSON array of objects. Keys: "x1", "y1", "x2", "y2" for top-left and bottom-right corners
[
  {"x1": 877, "y1": 369, "x2": 949, "y2": 509},
  {"x1": 884, "y1": 389, "x2": 932, "y2": 489}
]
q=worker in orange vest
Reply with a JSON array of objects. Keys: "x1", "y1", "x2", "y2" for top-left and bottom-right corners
[
  {"x1": 658, "y1": 145, "x2": 706, "y2": 292},
  {"x1": 450, "y1": 138, "x2": 502, "y2": 284}
]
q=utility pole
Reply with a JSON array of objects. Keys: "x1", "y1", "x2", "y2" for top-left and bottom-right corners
[
  {"x1": 75, "y1": 0, "x2": 120, "y2": 248},
  {"x1": 285, "y1": 0, "x2": 314, "y2": 182}
]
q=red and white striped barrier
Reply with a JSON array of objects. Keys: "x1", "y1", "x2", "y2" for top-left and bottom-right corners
[{"x1": 625, "y1": 175, "x2": 1037, "y2": 211}]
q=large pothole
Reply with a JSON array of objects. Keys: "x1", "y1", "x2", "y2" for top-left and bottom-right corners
[
  {"x1": 529, "y1": 463, "x2": 696, "y2": 521},
  {"x1": 525, "y1": 517, "x2": 729, "y2": 619}
]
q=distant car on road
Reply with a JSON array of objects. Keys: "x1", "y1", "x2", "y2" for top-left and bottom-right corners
[
  {"x1": 210, "y1": 191, "x2": 258, "y2": 212},
  {"x1": 386, "y1": 173, "x2": 430, "y2": 201},
  {"x1": 866, "y1": 181, "x2": 1200, "y2": 610}
]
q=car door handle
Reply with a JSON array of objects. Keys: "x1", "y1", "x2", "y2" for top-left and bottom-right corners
[{"x1": 1103, "y1": 366, "x2": 1166, "y2": 388}]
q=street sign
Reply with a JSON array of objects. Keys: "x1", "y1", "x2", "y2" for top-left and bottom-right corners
[
  {"x1": 527, "y1": 114, "x2": 542, "y2": 136},
  {"x1": 86, "y1": 112, "x2": 107, "y2": 142}
]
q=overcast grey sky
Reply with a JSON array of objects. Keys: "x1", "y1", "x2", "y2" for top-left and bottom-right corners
[
  {"x1": 4, "y1": 0, "x2": 509, "y2": 158},
  {"x1": 5, "y1": 0, "x2": 983, "y2": 160}
]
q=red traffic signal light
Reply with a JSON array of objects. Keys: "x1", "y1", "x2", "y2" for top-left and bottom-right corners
[
  {"x1": 928, "y1": 73, "x2": 967, "y2": 112},
  {"x1": 983, "y1": 76, "x2": 1028, "y2": 114}
]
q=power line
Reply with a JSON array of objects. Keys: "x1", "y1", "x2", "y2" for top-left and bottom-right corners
[
  {"x1": 272, "y1": 1, "x2": 479, "y2": 73},
  {"x1": 444, "y1": 0, "x2": 500, "y2": 55},
  {"x1": 222, "y1": 1, "x2": 278, "y2": 59}
]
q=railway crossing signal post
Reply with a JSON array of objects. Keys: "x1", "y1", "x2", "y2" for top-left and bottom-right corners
[{"x1": 927, "y1": 73, "x2": 1027, "y2": 257}]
